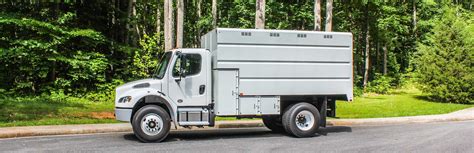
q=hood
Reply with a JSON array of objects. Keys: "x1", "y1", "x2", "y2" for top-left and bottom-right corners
[{"x1": 115, "y1": 78, "x2": 162, "y2": 96}]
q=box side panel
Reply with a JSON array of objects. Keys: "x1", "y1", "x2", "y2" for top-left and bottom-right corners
[
  {"x1": 238, "y1": 97, "x2": 257, "y2": 115},
  {"x1": 219, "y1": 62, "x2": 351, "y2": 79},
  {"x1": 239, "y1": 79, "x2": 352, "y2": 96},
  {"x1": 238, "y1": 96, "x2": 280, "y2": 115},
  {"x1": 214, "y1": 70, "x2": 239, "y2": 115},
  {"x1": 216, "y1": 28, "x2": 352, "y2": 47},
  {"x1": 212, "y1": 28, "x2": 353, "y2": 100},
  {"x1": 201, "y1": 29, "x2": 218, "y2": 68},
  {"x1": 260, "y1": 96, "x2": 280, "y2": 115},
  {"x1": 217, "y1": 45, "x2": 351, "y2": 62}
]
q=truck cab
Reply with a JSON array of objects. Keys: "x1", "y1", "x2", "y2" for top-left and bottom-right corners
[{"x1": 115, "y1": 28, "x2": 353, "y2": 142}]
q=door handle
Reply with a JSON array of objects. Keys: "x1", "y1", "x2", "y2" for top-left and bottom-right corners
[{"x1": 199, "y1": 85, "x2": 205, "y2": 95}]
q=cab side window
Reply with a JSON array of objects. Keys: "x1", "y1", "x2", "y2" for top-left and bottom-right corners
[{"x1": 172, "y1": 54, "x2": 202, "y2": 77}]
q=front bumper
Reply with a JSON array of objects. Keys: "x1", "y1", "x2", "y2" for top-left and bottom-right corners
[{"x1": 115, "y1": 107, "x2": 133, "y2": 122}]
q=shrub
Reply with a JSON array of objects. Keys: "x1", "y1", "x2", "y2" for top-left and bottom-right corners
[
  {"x1": 415, "y1": 6, "x2": 473, "y2": 104},
  {"x1": 132, "y1": 34, "x2": 163, "y2": 78},
  {"x1": 353, "y1": 86, "x2": 364, "y2": 97},
  {"x1": 0, "y1": 14, "x2": 108, "y2": 94},
  {"x1": 366, "y1": 74, "x2": 394, "y2": 94},
  {"x1": 85, "y1": 79, "x2": 124, "y2": 102}
]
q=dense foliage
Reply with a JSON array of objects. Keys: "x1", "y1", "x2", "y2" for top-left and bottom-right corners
[
  {"x1": 0, "y1": 1, "x2": 472, "y2": 103},
  {"x1": 0, "y1": 14, "x2": 108, "y2": 94},
  {"x1": 415, "y1": 6, "x2": 473, "y2": 104}
]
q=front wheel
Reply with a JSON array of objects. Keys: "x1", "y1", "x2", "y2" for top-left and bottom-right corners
[
  {"x1": 132, "y1": 105, "x2": 171, "y2": 142},
  {"x1": 282, "y1": 102, "x2": 320, "y2": 137}
]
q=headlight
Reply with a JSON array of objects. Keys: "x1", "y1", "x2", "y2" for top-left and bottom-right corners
[{"x1": 118, "y1": 96, "x2": 132, "y2": 103}]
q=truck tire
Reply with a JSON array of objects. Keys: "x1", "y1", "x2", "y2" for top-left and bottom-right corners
[
  {"x1": 132, "y1": 105, "x2": 171, "y2": 142},
  {"x1": 262, "y1": 115, "x2": 285, "y2": 133},
  {"x1": 282, "y1": 102, "x2": 320, "y2": 137}
]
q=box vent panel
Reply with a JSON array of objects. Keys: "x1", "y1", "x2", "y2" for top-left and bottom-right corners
[
  {"x1": 241, "y1": 32, "x2": 252, "y2": 36},
  {"x1": 297, "y1": 34, "x2": 307, "y2": 38},
  {"x1": 270, "y1": 33, "x2": 280, "y2": 37}
]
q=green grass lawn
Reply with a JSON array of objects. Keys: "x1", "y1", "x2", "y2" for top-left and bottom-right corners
[
  {"x1": 0, "y1": 96, "x2": 119, "y2": 127},
  {"x1": 335, "y1": 86, "x2": 473, "y2": 118},
  {"x1": 0, "y1": 86, "x2": 471, "y2": 127}
]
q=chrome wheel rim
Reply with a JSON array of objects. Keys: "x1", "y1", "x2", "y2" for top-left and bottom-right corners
[
  {"x1": 295, "y1": 110, "x2": 314, "y2": 131},
  {"x1": 141, "y1": 113, "x2": 163, "y2": 136}
]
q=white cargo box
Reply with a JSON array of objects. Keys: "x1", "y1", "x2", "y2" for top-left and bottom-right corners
[{"x1": 201, "y1": 28, "x2": 353, "y2": 115}]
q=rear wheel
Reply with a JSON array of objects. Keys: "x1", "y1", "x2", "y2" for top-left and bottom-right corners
[
  {"x1": 132, "y1": 105, "x2": 171, "y2": 142},
  {"x1": 282, "y1": 102, "x2": 320, "y2": 137},
  {"x1": 262, "y1": 115, "x2": 285, "y2": 133}
]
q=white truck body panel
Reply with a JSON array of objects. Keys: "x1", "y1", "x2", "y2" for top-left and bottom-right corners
[{"x1": 201, "y1": 28, "x2": 353, "y2": 115}]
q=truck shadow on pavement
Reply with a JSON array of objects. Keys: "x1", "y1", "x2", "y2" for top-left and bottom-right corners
[{"x1": 123, "y1": 126, "x2": 352, "y2": 143}]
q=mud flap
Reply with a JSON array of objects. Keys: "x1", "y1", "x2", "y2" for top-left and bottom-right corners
[
  {"x1": 327, "y1": 98, "x2": 336, "y2": 117},
  {"x1": 319, "y1": 97, "x2": 327, "y2": 127}
]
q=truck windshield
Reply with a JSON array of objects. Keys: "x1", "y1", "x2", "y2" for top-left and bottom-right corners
[{"x1": 153, "y1": 52, "x2": 172, "y2": 79}]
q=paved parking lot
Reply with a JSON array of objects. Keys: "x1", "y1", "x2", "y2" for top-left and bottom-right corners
[{"x1": 1, "y1": 120, "x2": 473, "y2": 153}]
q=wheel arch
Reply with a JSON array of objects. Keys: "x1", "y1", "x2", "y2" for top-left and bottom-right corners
[{"x1": 131, "y1": 95, "x2": 177, "y2": 129}]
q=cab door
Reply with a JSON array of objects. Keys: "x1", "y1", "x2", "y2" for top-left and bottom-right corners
[{"x1": 168, "y1": 50, "x2": 208, "y2": 106}]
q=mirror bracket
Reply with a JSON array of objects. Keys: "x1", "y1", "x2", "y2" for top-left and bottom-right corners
[{"x1": 175, "y1": 51, "x2": 186, "y2": 82}]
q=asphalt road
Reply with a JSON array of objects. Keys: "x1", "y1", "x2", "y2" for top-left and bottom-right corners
[{"x1": 1, "y1": 121, "x2": 473, "y2": 153}]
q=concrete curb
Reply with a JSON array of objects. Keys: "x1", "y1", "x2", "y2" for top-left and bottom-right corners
[
  {"x1": 327, "y1": 107, "x2": 474, "y2": 126},
  {"x1": 0, "y1": 123, "x2": 132, "y2": 139},
  {"x1": 1, "y1": 107, "x2": 472, "y2": 139},
  {"x1": 0, "y1": 121, "x2": 266, "y2": 139}
]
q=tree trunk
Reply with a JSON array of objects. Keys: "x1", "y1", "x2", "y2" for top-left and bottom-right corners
[
  {"x1": 383, "y1": 44, "x2": 388, "y2": 75},
  {"x1": 116, "y1": 0, "x2": 125, "y2": 43},
  {"x1": 126, "y1": 0, "x2": 139, "y2": 46},
  {"x1": 376, "y1": 41, "x2": 379, "y2": 73},
  {"x1": 324, "y1": 0, "x2": 333, "y2": 31},
  {"x1": 196, "y1": 0, "x2": 202, "y2": 47},
  {"x1": 363, "y1": 28, "x2": 370, "y2": 89},
  {"x1": 470, "y1": 0, "x2": 472, "y2": 10},
  {"x1": 413, "y1": 0, "x2": 417, "y2": 33},
  {"x1": 176, "y1": 0, "x2": 184, "y2": 48},
  {"x1": 125, "y1": 0, "x2": 132, "y2": 44},
  {"x1": 212, "y1": 0, "x2": 217, "y2": 27},
  {"x1": 111, "y1": 0, "x2": 116, "y2": 41},
  {"x1": 164, "y1": 0, "x2": 174, "y2": 51},
  {"x1": 156, "y1": 2, "x2": 161, "y2": 43},
  {"x1": 197, "y1": 0, "x2": 202, "y2": 18},
  {"x1": 363, "y1": 3, "x2": 370, "y2": 89},
  {"x1": 255, "y1": 0, "x2": 265, "y2": 29},
  {"x1": 314, "y1": 0, "x2": 321, "y2": 31}
]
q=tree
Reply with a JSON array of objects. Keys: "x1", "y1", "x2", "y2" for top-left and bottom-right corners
[
  {"x1": 126, "y1": 0, "x2": 139, "y2": 45},
  {"x1": 176, "y1": 0, "x2": 184, "y2": 48},
  {"x1": 0, "y1": 16, "x2": 108, "y2": 93},
  {"x1": 212, "y1": 0, "x2": 217, "y2": 27},
  {"x1": 363, "y1": 2, "x2": 370, "y2": 89},
  {"x1": 324, "y1": 0, "x2": 332, "y2": 31},
  {"x1": 156, "y1": 1, "x2": 161, "y2": 43},
  {"x1": 416, "y1": 6, "x2": 473, "y2": 103},
  {"x1": 255, "y1": 0, "x2": 265, "y2": 29},
  {"x1": 412, "y1": 0, "x2": 417, "y2": 32},
  {"x1": 197, "y1": 0, "x2": 202, "y2": 18},
  {"x1": 314, "y1": 0, "x2": 321, "y2": 31},
  {"x1": 382, "y1": 44, "x2": 388, "y2": 75},
  {"x1": 164, "y1": 0, "x2": 173, "y2": 51}
]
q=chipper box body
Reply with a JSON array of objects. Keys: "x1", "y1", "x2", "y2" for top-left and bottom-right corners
[{"x1": 115, "y1": 28, "x2": 353, "y2": 142}]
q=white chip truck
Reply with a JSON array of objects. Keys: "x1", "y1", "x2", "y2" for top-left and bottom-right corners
[{"x1": 115, "y1": 28, "x2": 353, "y2": 142}]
